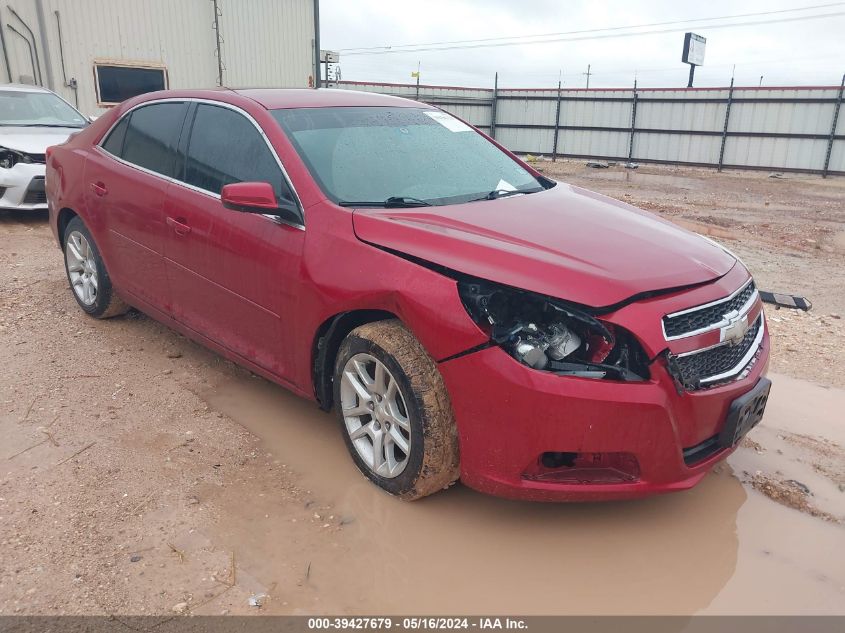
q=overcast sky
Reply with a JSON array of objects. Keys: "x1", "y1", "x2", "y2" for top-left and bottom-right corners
[{"x1": 320, "y1": 0, "x2": 844, "y2": 89}]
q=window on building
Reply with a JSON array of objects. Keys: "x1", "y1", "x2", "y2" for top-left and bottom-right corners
[
  {"x1": 183, "y1": 104, "x2": 292, "y2": 205},
  {"x1": 120, "y1": 102, "x2": 188, "y2": 177},
  {"x1": 95, "y1": 63, "x2": 168, "y2": 105}
]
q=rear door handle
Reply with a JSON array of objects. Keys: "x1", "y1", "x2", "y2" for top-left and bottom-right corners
[
  {"x1": 90, "y1": 181, "x2": 108, "y2": 197},
  {"x1": 166, "y1": 216, "x2": 192, "y2": 236}
]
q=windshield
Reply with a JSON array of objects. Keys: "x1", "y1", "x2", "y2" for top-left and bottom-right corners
[
  {"x1": 272, "y1": 106, "x2": 547, "y2": 206},
  {"x1": 0, "y1": 90, "x2": 87, "y2": 128}
]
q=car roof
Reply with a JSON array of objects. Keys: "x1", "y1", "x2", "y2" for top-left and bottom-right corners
[
  {"x1": 0, "y1": 83, "x2": 53, "y2": 93},
  {"x1": 232, "y1": 88, "x2": 423, "y2": 109}
]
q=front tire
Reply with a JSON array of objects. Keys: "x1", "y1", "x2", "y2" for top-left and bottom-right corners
[
  {"x1": 63, "y1": 216, "x2": 129, "y2": 318},
  {"x1": 334, "y1": 320, "x2": 460, "y2": 500}
]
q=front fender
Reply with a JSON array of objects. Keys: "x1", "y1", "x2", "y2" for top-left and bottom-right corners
[{"x1": 292, "y1": 202, "x2": 489, "y2": 393}]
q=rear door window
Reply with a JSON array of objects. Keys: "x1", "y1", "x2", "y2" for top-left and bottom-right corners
[
  {"x1": 183, "y1": 103, "x2": 293, "y2": 205},
  {"x1": 119, "y1": 102, "x2": 189, "y2": 178}
]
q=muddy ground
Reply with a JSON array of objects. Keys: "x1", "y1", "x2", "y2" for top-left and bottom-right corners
[{"x1": 1, "y1": 164, "x2": 844, "y2": 616}]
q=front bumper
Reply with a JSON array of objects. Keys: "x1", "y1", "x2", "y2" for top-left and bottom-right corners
[
  {"x1": 0, "y1": 162, "x2": 47, "y2": 210},
  {"x1": 439, "y1": 320, "x2": 770, "y2": 502}
]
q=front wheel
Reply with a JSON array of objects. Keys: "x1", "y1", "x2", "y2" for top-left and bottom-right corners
[
  {"x1": 63, "y1": 216, "x2": 129, "y2": 318},
  {"x1": 334, "y1": 320, "x2": 460, "y2": 500}
]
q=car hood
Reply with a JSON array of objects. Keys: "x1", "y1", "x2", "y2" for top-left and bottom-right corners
[
  {"x1": 351, "y1": 183, "x2": 736, "y2": 308},
  {"x1": 0, "y1": 126, "x2": 80, "y2": 153}
]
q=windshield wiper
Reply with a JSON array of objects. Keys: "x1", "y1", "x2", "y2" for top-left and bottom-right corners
[
  {"x1": 338, "y1": 196, "x2": 432, "y2": 208},
  {"x1": 469, "y1": 188, "x2": 539, "y2": 202}
]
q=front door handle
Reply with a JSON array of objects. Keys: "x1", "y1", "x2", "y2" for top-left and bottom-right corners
[
  {"x1": 166, "y1": 216, "x2": 192, "y2": 236},
  {"x1": 90, "y1": 181, "x2": 108, "y2": 197}
]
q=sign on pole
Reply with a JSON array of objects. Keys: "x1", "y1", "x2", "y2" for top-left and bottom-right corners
[
  {"x1": 682, "y1": 33, "x2": 706, "y2": 87},
  {"x1": 682, "y1": 33, "x2": 706, "y2": 66}
]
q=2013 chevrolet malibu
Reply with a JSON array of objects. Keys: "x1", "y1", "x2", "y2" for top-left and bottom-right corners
[{"x1": 46, "y1": 89, "x2": 770, "y2": 501}]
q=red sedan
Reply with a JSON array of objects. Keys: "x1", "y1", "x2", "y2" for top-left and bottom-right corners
[{"x1": 46, "y1": 89, "x2": 770, "y2": 501}]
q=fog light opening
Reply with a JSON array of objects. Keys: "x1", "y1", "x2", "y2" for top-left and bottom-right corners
[{"x1": 525, "y1": 452, "x2": 641, "y2": 484}]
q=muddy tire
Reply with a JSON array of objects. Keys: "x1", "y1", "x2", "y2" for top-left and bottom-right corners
[
  {"x1": 333, "y1": 319, "x2": 460, "y2": 500},
  {"x1": 62, "y1": 216, "x2": 129, "y2": 319}
]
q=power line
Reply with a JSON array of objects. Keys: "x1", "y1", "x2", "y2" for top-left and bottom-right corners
[
  {"x1": 338, "y1": 3, "x2": 845, "y2": 53},
  {"x1": 342, "y1": 11, "x2": 845, "y2": 56}
]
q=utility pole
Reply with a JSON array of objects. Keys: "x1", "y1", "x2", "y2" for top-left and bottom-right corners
[
  {"x1": 415, "y1": 61, "x2": 420, "y2": 100},
  {"x1": 759, "y1": 75, "x2": 764, "y2": 87},
  {"x1": 583, "y1": 64, "x2": 592, "y2": 89}
]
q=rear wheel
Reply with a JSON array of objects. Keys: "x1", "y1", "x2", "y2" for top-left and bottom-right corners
[
  {"x1": 334, "y1": 320, "x2": 460, "y2": 500},
  {"x1": 63, "y1": 216, "x2": 129, "y2": 318}
]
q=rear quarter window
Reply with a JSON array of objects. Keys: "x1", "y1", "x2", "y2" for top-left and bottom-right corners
[
  {"x1": 119, "y1": 102, "x2": 188, "y2": 178},
  {"x1": 101, "y1": 115, "x2": 129, "y2": 156}
]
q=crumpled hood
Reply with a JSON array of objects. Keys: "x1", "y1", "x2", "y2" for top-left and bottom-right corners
[
  {"x1": 352, "y1": 183, "x2": 736, "y2": 308},
  {"x1": 0, "y1": 126, "x2": 80, "y2": 154}
]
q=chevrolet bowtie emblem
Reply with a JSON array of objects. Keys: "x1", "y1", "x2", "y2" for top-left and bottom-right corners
[{"x1": 720, "y1": 309, "x2": 749, "y2": 346}]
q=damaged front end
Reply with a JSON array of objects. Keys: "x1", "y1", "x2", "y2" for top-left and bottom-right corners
[{"x1": 457, "y1": 280, "x2": 650, "y2": 381}]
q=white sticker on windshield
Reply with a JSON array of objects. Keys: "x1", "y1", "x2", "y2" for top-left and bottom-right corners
[
  {"x1": 495, "y1": 179, "x2": 516, "y2": 191},
  {"x1": 424, "y1": 110, "x2": 472, "y2": 132}
]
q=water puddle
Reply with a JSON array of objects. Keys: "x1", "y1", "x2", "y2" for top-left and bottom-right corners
[{"x1": 197, "y1": 372, "x2": 845, "y2": 614}]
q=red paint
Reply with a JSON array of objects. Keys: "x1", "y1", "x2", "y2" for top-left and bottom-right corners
[
  {"x1": 46, "y1": 88, "x2": 770, "y2": 502},
  {"x1": 221, "y1": 182, "x2": 279, "y2": 211},
  {"x1": 439, "y1": 325, "x2": 769, "y2": 501},
  {"x1": 352, "y1": 185, "x2": 735, "y2": 308}
]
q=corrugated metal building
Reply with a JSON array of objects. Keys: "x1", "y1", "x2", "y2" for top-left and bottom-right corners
[{"x1": 0, "y1": 0, "x2": 317, "y2": 116}]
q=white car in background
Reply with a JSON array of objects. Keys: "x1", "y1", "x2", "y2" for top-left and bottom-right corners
[{"x1": 0, "y1": 84, "x2": 88, "y2": 211}]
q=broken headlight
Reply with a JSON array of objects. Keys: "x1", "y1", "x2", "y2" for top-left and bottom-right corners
[
  {"x1": 0, "y1": 147, "x2": 30, "y2": 169},
  {"x1": 458, "y1": 280, "x2": 650, "y2": 381}
]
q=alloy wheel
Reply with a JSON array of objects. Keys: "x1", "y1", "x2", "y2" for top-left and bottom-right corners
[
  {"x1": 65, "y1": 230, "x2": 98, "y2": 306},
  {"x1": 340, "y1": 353, "x2": 412, "y2": 478}
]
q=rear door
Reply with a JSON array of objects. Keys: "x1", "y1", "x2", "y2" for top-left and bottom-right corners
[
  {"x1": 161, "y1": 101, "x2": 305, "y2": 379},
  {"x1": 85, "y1": 101, "x2": 189, "y2": 313}
]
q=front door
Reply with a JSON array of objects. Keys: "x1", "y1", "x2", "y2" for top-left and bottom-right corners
[{"x1": 161, "y1": 102, "x2": 304, "y2": 380}]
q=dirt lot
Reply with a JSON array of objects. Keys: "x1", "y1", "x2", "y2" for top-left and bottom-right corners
[{"x1": 1, "y1": 164, "x2": 844, "y2": 617}]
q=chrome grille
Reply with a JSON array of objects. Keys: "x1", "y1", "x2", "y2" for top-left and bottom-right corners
[
  {"x1": 673, "y1": 314, "x2": 763, "y2": 389},
  {"x1": 663, "y1": 280, "x2": 756, "y2": 339}
]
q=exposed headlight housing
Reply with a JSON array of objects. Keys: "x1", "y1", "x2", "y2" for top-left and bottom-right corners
[
  {"x1": 458, "y1": 279, "x2": 650, "y2": 381},
  {"x1": 0, "y1": 147, "x2": 31, "y2": 169}
]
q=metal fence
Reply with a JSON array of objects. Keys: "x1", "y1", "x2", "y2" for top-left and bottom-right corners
[{"x1": 337, "y1": 78, "x2": 845, "y2": 177}]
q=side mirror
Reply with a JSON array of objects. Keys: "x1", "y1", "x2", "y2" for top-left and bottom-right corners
[
  {"x1": 221, "y1": 181, "x2": 278, "y2": 212},
  {"x1": 221, "y1": 181, "x2": 303, "y2": 227}
]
